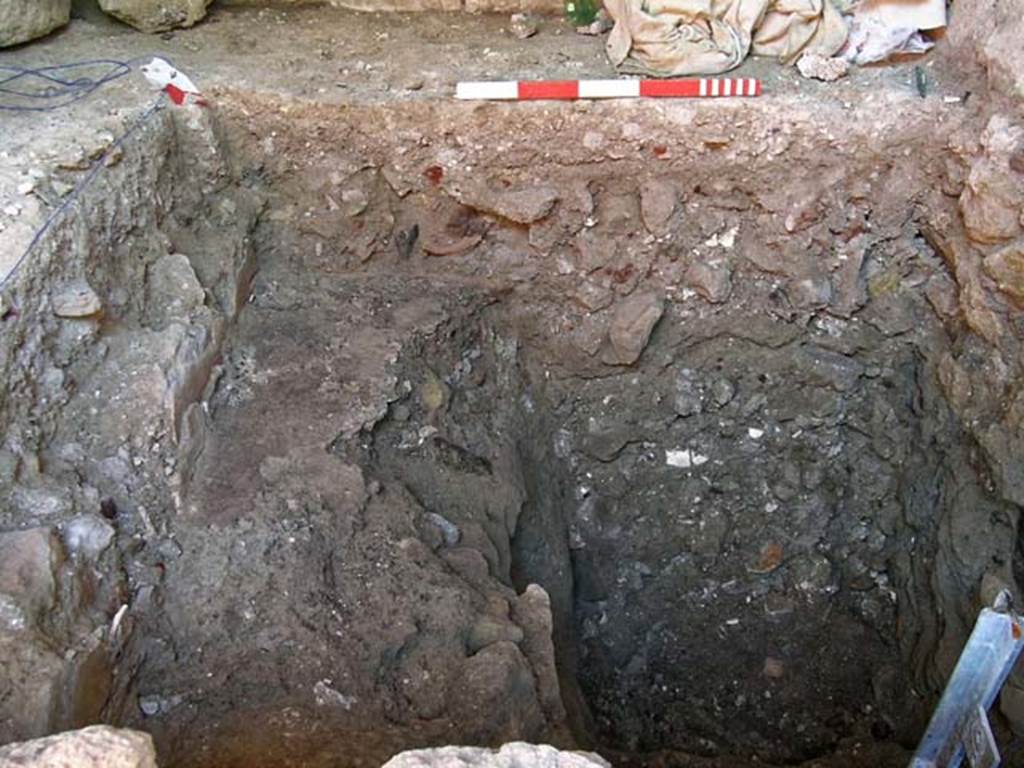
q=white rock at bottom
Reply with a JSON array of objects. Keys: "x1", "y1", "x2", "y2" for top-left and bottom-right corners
[
  {"x1": 0, "y1": 726, "x2": 157, "y2": 768},
  {"x1": 383, "y1": 742, "x2": 611, "y2": 768}
]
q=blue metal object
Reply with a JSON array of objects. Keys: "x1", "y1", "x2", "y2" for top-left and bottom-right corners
[{"x1": 910, "y1": 606, "x2": 1024, "y2": 768}]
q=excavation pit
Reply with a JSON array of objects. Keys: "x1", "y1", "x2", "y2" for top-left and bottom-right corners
[{"x1": 1, "y1": 10, "x2": 1024, "y2": 768}]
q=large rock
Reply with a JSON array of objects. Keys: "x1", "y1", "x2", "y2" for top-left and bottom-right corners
[
  {"x1": 0, "y1": 0, "x2": 70, "y2": 47},
  {"x1": 383, "y1": 742, "x2": 610, "y2": 768},
  {"x1": 948, "y1": 0, "x2": 1024, "y2": 100},
  {"x1": 639, "y1": 180, "x2": 677, "y2": 235},
  {"x1": 98, "y1": 0, "x2": 213, "y2": 32},
  {"x1": 451, "y1": 181, "x2": 559, "y2": 225},
  {"x1": 0, "y1": 726, "x2": 157, "y2": 768},
  {"x1": 0, "y1": 527, "x2": 62, "y2": 631},
  {"x1": 146, "y1": 253, "x2": 207, "y2": 325},
  {"x1": 601, "y1": 292, "x2": 665, "y2": 366},
  {"x1": 0, "y1": 529, "x2": 63, "y2": 742},
  {"x1": 0, "y1": 528, "x2": 119, "y2": 742},
  {"x1": 0, "y1": 637, "x2": 63, "y2": 742},
  {"x1": 959, "y1": 116, "x2": 1024, "y2": 245}
]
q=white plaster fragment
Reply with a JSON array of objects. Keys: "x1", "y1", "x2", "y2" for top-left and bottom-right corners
[
  {"x1": 667, "y1": 449, "x2": 708, "y2": 468},
  {"x1": 665, "y1": 449, "x2": 692, "y2": 468}
]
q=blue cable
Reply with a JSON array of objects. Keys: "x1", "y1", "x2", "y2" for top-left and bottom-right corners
[
  {"x1": 0, "y1": 59, "x2": 133, "y2": 111},
  {"x1": 0, "y1": 55, "x2": 179, "y2": 112},
  {"x1": 1, "y1": 94, "x2": 167, "y2": 290}
]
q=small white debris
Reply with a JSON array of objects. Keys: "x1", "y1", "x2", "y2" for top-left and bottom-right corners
[
  {"x1": 427, "y1": 512, "x2": 461, "y2": 547},
  {"x1": 748, "y1": 427, "x2": 764, "y2": 439},
  {"x1": 796, "y1": 53, "x2": 849, "y2": 82},
  {"x1": 109, "y1": 603, "x2": 129, "y2": 640},
  {"x1": 703, "y1": 226, "x2": 738, "y2": 249},
  {"x1": 509, "y1": 12, "x2": 538, "y2": 39},
  {"x1": 666, "y1": 449, "x2": 692, "y2": 468},
  {"x1": 943, "y1": 95, "x2": 962, "y2": 104},
  {"x1": 137, "y1": 505, "x2": 157, "y2": 539},
  {"x1": 666, "y1": 449, "x2": 709, "y2": 468},
  {"x1": 314, "y1": 679, "x2": 357, "y2": 709},
  {"x1": 64, "y1": 514, "x2": 115, "y2": 557},
  {"x1": 139, "y1": 696, "x2": 161, "y2": 716}
]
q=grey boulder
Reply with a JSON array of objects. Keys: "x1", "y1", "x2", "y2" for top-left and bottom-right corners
[
  {"x1": 0, "y1": 0, "x2": 71, "y2": 48},
  {"x1": 98, "y1": 0, "x2": 213, "y2": 32}
]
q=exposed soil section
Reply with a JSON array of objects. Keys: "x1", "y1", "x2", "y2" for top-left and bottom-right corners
[
  {"x1": 123, "y1": 84, "x2": 1019, "y2": 766},
  {"x1": 1, "y1": 6, "x2": 1023, "y2": 768}
]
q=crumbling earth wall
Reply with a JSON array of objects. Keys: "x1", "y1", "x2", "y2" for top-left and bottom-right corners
[{"x1": 0, "y1": 105, "x2": 261, "y2": 744}]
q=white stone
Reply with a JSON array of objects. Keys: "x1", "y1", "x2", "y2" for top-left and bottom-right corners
[
  {"x1": 313, "y1": 679, "x2": 357, "y2": 709},
  {"x1": 704, "y1": 226, "x2": 738, "y2": 249},
  {"x1": 0, "y1": 726, "x2": 157, "y2": 768},
  {"x1": 509, "y1": 12, "x2": 538, "y2": 39},
  {"x1": 383, "y1": 742, "x2": 610, "y2": 768},
  {"x1": 666, "y1": 449, "x2": 692, "y2": 468},
  {"x1": 601, "y1": 292, "x2": 665, "y2": 366},
  {"x1": 63, "y1": 514, "x2": 116, "y2": 559},
  {"x1": 666, "y1": 448, "x2": 708, "y2": 468},
  {"x1": 796, "y1": 53, "x2": 850, "y2": 81}
]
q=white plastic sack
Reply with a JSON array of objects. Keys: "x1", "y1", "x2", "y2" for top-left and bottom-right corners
[{"x1": 841, "y1": 12, "x2": 934, "y2": 64}]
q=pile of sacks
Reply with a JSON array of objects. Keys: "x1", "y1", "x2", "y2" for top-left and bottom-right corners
[
  {"x1": 605, "y1": 0, "x2": 847, "y2": 76},
  {"x1": 603, "y1": 0, "x2": 945, "y2": 76}
]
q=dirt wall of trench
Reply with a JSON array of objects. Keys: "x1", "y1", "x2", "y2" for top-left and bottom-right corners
[
  {"x1": 0, "y1": 104, "x2": 262, "y2": 744},
  {"x1": 113, "y1": 80, "x2": 1024, "y2": 765},
  {"x1": 1, "y1": 5, "x2": 1024, "y2": 765}
]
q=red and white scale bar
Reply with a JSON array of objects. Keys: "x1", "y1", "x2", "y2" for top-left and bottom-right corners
[{"x1": 456, "y1": 78, "x2": 761, "y2": 100}]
